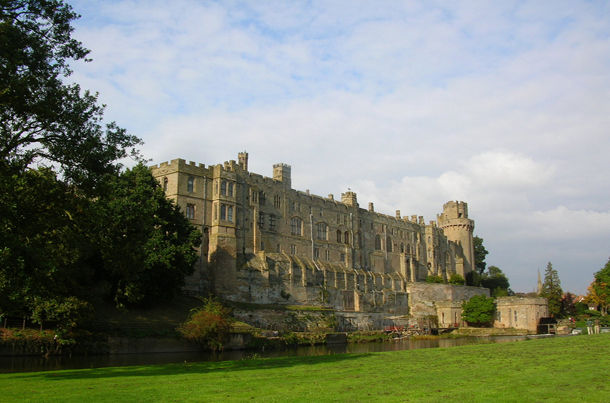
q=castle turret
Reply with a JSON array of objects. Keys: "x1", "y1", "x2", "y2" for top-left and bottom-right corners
[
  {"x1": 437, "y1": 201, "x2": 475, "y2": 278},
  {"x1": 273, "y1": 163, "x2": 291, "y2": 189}
]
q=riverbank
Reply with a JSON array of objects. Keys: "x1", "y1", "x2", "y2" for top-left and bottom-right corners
[{"x1": 1, "y1": 333, "x2": 608, "y2": 402}]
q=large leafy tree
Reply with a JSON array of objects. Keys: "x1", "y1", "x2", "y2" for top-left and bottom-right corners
[
  {"x1": 0, "y1": 167, "x2": 95, "y2": 324},
  {"x1": 481, "y1": 266, "x2": 511, "y2": 297},
  {"x1": 461, "y1": 295, "x2": 496, "y2": 327},
  {"x1": 586, "y1": 258, "x2": 610, "y2": 316},
  {"x1": 540, "y1": 262, "x2": 563, "y2": 317},
  {"x1": 0, "y1": 0, "x2": 141, "y2": 189},
  {"x1": 95, "y1": 164, "x2": 201, "y2": 308}
]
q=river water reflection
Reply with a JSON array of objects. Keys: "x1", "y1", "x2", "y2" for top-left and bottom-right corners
[{"x1": 0, "y1": 335, "x2": 527, "y2": 373}]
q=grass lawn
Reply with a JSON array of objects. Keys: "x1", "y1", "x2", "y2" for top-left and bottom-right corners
[{"x1": 1, "y1": 334, "x2": 608, "y2": 402}]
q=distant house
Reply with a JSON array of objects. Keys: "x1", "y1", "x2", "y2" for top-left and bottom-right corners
[{"x1": 494, "y1": 297, "x2": 549, "y2": 333}]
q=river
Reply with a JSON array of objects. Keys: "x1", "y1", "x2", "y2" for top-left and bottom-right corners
[{"x1": 0, "y1": 335, "x2": 527, "y2": 373}]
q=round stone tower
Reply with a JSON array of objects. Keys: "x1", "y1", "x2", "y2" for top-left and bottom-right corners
[{"x1": 437, "y1": 201, "x2": 475, "y2": 278}]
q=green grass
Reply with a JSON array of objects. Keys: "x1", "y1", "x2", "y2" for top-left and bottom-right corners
[{"x1": 1, "y1": 334, "x2": 608, "y2": 402}]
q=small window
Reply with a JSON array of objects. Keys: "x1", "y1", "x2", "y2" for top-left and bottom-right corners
[
  {"x1": 274, "y1": 195, "x2": 281, "y2": 209},
  {"x1": 340, "y1": 253, "x2": 345, "y2": 263},
  {"x1": 220, "y1": 181, "x2": 227, "y2": 196},
  {"x1": 336, "y1": 229, "x2": 342, "y2": 243},
  {"x1": 400, "y1": 243, "x2": 404, "y2": 253},
  {"x1": 251, "y1": 190, "x2": 258, "y2": 203},
  {"x1": 259, "y1": 191, "x2": 266, "y2": 206},
  {"x1": 220, "y1": 204, "x2": 226, "y2": 220},
  {"x1": 163, "y1": 177, "x2": 168, "y2": 192},
  {"x1": 344, "y1": 231, "x2": 349, "y2": 245},
  {"x1": 258, "y1": 212, "x2": 265, "y2": 228},
  {"x1": 186, "y1": 203, "x2": 195, "y2": 219},
  {"x1": 228, "y1": 206, "x2": 233, "y2": 222},
  {"x1": 228, "y1": 182, "x2": 234, "y2": 197},
  {"x1": 187, "y1": 176, "x2": 194, "y2": 193},
  {"x1": 375, "y1": 235, "x2": 381, "y2": 250},
  {"x1": 386, "y1": 236, "x2": 393, "y2": 252},
  {"x1": 325, "y1": 250, "x2": 329, "y2": 261},
  {"x1": 269, "y1": 214, "x2": 276, "y2": 232},
  {"x1": 314, "y1": 247, "x2": 320, "y2": 259},
  {"x1": 290, "y1": 245, "x2": 296, "y2": 255}
]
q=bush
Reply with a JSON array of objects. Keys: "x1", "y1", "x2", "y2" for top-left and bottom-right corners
[
  {"x1": 177, "y1": 299, "x2": 233, "y2": 351},
  {"x1": 448, "y1": 274, "x2": 465, "y2": 285},
  {"x1": 426, "y1": 275, "x2": 444, "y2": 284},
  {"x1": 461, "y1": 295, "x2": 496, "y2": 327}
]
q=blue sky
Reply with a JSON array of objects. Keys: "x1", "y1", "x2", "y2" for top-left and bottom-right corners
[{"x1": 68, "y1": 0, "x2": 610, "y2": 294}]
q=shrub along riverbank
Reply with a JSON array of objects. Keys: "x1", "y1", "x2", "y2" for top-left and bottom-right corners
[{"x1": 1, "y1": 334, "x2": 608, "y2": 402}]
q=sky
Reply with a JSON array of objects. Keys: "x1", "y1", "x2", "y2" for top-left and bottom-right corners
[{"x1": 68, "y1": 0, "x2": 610, "y2": 294}]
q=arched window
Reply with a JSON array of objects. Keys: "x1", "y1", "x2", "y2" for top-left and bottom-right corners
[
  {"x1": 163, "y1": 177, "x2": 168, "y2": 192},
  {"x1": 386, "y1": 236, "x2": 393, "y2": 252},
  {"x1": 316, "y1": 223, "x2": 328, "y2": 240},
  {"x1": 220, "y1": 180, "x2": 227, "y2": 196},
  {"x1": 187, "y1": 176, "x2": 194, "y2": 192},
  {"x1": 336, "y1": 229, "x2": 342, "y2": 243},
  {"x1": 290, "y1": 217, "x2": 302, "y2": 236},
  {"x1": 344, "y1": 231, "x2": 349, "y2": 245},
  {"x1": 375, "y1": 235, "x2": 381, "y2": 250}
]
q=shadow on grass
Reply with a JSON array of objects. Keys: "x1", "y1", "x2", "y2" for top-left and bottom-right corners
[{"x1": 8, "y1": 352, "x2": 371, "y2": 381}]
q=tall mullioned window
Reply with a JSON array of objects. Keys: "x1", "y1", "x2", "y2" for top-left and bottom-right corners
[
  {"x1": 375, "y1": 235, "x2": 381, "y2": 250},
  {"x1": 274, "y1": 195, "x2": 281, "y2": 209},
  {"x1": 220, "y1": 204, "x2": 226, "y2": 220},
  {"x1": 316, "y1": 223, "x2": 327, "y2": 240},
  {"x1": 227, "y1": 206, "x2": 233, "y2": 222},
  {"x1": 269, "y1": 214, "x2": 276, "y2": 232},
  {"x1": 386, "y1": 237, "x2": 393, "y2": 252},
  {"x1": 290, "y1": 217, "x2": 302, "y2": 236},
  {"x1": 187, "y1": 176, "x2": 194, "y2": 192},
  {"x1": 220, "y1": 180, "x2": 227, "y2": 196},
  {"x1": 186, "y1": 203, "x2": 195, "y2": 219},
  {"x1": 228, "y1": 182, "x2": 234, "y2": 197}
]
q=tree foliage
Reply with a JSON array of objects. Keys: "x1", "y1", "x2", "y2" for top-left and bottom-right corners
[
  {"x1": 0, "y1": 0, "x2": 141, "y2": 190},
  {"x1": 473, "y1": 236, "x2": 488, "y2": 274},
  {"x1": 586, "y1": 258, "x2": 610, "y2": 316},
  {"x1": 178, "y1": 299, "x2": 233, "y2": 351},
  {"x1": 481, "y1": 266, "x2": 511, "y2": 297},
  {"x1": 95, "y1": 164, "x2": 201, "y2": 308},
  {"x1": 0, "y1": 1, "x2": 200, "y2": 330},
  {"x1": 540, "y1": 262, "x2": 563, "y2": 317},
  {"x1": 461, "y1": 295, "x2": 496, "y2": 327}
]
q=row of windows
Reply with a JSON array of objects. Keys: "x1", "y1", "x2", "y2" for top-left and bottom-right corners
[
  {"x1": 212, "y1": 203, "x2": 234, "y2": 222},
  {"x1": 374, "y1": 235, "x2": 413, "y2": 254}
]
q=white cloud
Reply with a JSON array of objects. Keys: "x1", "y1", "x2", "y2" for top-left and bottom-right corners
[{"x1": 67, "y1": 0, "x2": 610, "y2": 294}]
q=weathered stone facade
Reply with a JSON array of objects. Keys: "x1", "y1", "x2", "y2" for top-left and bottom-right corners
[
  {"x1": 150, "y1": 153, "x2": 482, "y2": 317},
  {"x1": 494, "y1": 297, "x2": 549, "y2": 332}
]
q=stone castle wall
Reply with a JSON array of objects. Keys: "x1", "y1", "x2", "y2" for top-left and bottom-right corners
[{"x1": 150, "y1": 153, "x2": 483, "y2": 322}]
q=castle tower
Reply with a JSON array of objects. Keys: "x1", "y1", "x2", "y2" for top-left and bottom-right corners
[
  {"x1": 238, "y1": 151, "x2": 248, "y2": 171},
  {"x1": 273, "y1": 163, "x2": 291, "y2": 189},
  {"x1": 341, "y1": 190, "x2": 358, "y2": 207},
  {"x1": 437, "y1": 201, "x2": 475, "y2": 278}
]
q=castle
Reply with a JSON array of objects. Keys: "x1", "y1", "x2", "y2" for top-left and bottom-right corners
[{"x1": 150, "y1": 152, "x2": 488, "y2": 328}]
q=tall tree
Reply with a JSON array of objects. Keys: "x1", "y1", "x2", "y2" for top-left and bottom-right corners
[
  {"x1": 0, "y1": 0, "x2": 141, "y2": 190},
  {"x1": 480, "y1": 265, "x2": 511, "y2": 297},
  {"x1": 473, "y1": 236, "x2": 488, "y2": 274},
  {"x1": 540, "y1": 262, "x2": 563, "y2": 317},
  {"x1": 586, "y1": 258, "x2": 610, "y2": 316},
  {"x1": 94, "y1": 164, "x2": 201, "y2": 308}
]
